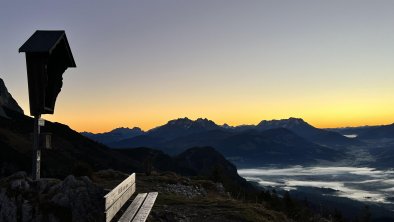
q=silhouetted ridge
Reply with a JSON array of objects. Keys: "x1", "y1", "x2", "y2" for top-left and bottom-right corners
[
  {"x1": 176, "y1": 147, "x2": 236, "y2": 176},
  {"x1": 258, "y1": 117, "x2": 310, "y2": 128},
  {"x1": 81, "y1": 127, "x2": 145, "y2": 145},
  {"x1": 0, "y1": 112, "x2": 143, "y2": 177},
  {"x1": 116, "y1": 146, "x2": 256, "y2": 196},
  {"x1": 147, "y1": 117, "x2": 222, "y2": 141},
  {"x1": 0, "y1": 78, "x2": 24, "y2": 118},
  {"x1": 175, "y1": 147, "x2": 255, "y2": 194}
]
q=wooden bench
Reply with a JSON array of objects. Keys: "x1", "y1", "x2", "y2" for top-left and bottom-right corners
[{"x1": 104, "y1": 173, "x2": 158, "y2": 222}]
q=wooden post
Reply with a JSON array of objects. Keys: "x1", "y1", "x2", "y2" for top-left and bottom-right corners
[{"x1": 32, "y1": 115, "x2": 41, "y2": 180}]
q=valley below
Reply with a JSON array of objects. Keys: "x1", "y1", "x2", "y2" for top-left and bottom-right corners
[
  {"x1": 235, "y1": 137, "x2": 394, "y2": 221},
  {"x1": 239, "y1": 165, "x2": 394, "y2": 220}
]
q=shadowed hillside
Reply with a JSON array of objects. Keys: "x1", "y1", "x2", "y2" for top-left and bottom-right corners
[
  {"x1": 0, "y1": 108, "x2": 140, "y2": 178},
  {"x1": 110, "y1": 126, "x2": 345, "y2": 167}
]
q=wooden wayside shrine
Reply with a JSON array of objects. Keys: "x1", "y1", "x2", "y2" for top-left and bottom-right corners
[
  {"x1": 19, "y1": 30, "x2": 76, "y2": 181},
  {"x1": 104, "y1": 173, "x2": 158, "y2": 222}
]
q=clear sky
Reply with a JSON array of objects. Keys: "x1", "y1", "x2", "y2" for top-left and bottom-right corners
[{"x1": 1, "y1": 1, "x2": 394, "y2": 133}]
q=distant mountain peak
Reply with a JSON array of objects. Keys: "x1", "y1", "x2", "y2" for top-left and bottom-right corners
[
  {"x1": 165, "y1": 117, "x2": 218, "y2": 128},
  {"x1": 168, "y1": 117, "x2": 193, "y2": 126},
  {"x1": 221, "y1": 123, "x2": 232, "y2": 129},
  {"x1": 195, "y1": 118, "x2": 218, "y2": 127},
  {"x1": 196, "y1": 117, "x2": 209, "y2": 122},
  {"x1": 258, "y1": 117, "x2": 312, "y2": 128},
  {"x1": 110, "y1": 127, "x2": 143, "y2": 134},
  {"x1": 147, "y1": 117, "x2": 221, "y2": 141}
]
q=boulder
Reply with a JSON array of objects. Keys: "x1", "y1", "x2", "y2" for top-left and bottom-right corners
[{"x1": 0, "y1": 172, "x2": 105, "y2": 222}]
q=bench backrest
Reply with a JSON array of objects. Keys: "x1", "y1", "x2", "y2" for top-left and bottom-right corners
[{"x1": 104, "y1": 173, "x2": 136, "y2": 222}]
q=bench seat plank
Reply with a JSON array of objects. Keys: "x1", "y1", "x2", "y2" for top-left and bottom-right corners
[
  {"x1": 132, "y1": 192, "x2": 158, "y2": 222},
  {"x1": 105, "y1": 184, "x2": 136, "y2": 222},
  {"x1": 105, "y1": 173, "x2": 136, "y2": 210},
  {"x1": 118, "y1": 193, "x2": 147, "y2": 222}
]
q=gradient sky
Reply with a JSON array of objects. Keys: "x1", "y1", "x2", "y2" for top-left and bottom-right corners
[{"x1": 1, "y1": 1, "x2": 394, "y2": 133}]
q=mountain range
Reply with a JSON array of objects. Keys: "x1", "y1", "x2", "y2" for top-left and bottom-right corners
[
  {"x1": 83, "y1": 116, "x2": 394, "y2": 167},
  {"x1": 81, "y1": 117, "x2": 361, "y2": 167},
  {"x1": 86, "y1": 117, "x2": 359, "y2": 148}
]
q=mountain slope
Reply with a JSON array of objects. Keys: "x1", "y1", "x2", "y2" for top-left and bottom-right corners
[
  {"x1": 257, "y1": 118, "x2": 360, "y2": 146},
  {"x1": 158, "y1": 129, "x2": 234, "y2": 154},
  {"x1": 81, "y1": 127, "x2": 145, "y2": 145},
  {"x1": 108, "y1": 119, "x2": 346, "y2": 167},
  {"x1": 326, "y1": 126, "x2": 376, "y2": 137},
  {"x1": 0, "y1": 109, "x2": 140, "y2": 178},
  {"x1": 175, "y1": 147, "x2": 257, "y2": 195},
  {"x1": 157, "y1": 128, "x2": 344, "y2": 167},
  {"x1": 115, "y1": 146, "x2": 257, "y2": 196},
  {"x1": 0, "y1": 78, "x2": 24, "y2": 118},
  {"x1": 216, "y1": 128, "x2": 343, "y2": 166},
  {"x1": 357, "y1": 123, "x2": 394, "y2": 140}
]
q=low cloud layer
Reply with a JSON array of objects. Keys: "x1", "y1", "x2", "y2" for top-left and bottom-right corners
[{"x1": 239, "y1": 166, "x2": 394, "y2": 205}]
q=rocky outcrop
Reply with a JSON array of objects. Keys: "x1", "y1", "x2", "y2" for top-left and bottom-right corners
[
  {"x1": 0, "y1": 172, "x2": 104, "y2": 222},
  {"x1": 0, "y1": 78, "x2": 24, "y2": 118}
]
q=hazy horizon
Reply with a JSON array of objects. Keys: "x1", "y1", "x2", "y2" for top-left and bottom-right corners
[{"x1": 1, "y1": 1, "x2": 394, "y2": 132}]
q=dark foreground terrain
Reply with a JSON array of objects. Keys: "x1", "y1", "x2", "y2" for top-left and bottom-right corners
[{"x1": 3, "y1": 169, "x2": 345, "y2": 222}]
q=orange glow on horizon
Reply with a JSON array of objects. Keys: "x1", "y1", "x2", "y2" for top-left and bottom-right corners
[
  {"x1": 27, "y1": 81, "x2": 394, "y2": 134},
  {"x1": 43, "y1": 112, "x2": 394, "y2": 134}
]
